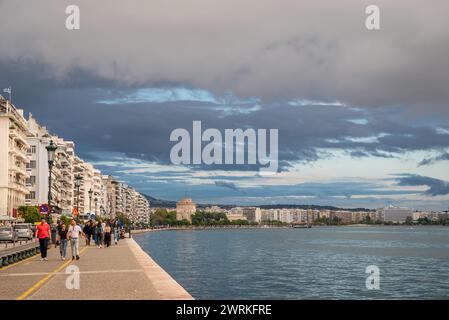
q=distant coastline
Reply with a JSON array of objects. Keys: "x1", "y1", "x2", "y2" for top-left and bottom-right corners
[{"x1": 131, "y1": 224, "x2": 447, "y2": 235}]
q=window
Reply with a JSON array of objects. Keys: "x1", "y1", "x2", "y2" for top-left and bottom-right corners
[
  {"x1": 27, "y1": 160, "x2": 36, "y2": 169},
  {"x1": 26, "y1": 176, "x2": 36, "y2": 186},
  {"x1": 25, "y1": 191, "x2": 36, "y2": 200},
  {"x1": 27, "y1": 146, "x2": 36, "y2": 154}
]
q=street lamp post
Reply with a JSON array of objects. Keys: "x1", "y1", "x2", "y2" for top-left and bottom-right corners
[
  {"x1": 88, "y1": 188, "x2": 93, "y2": 215},
  {"x1": 94, "y1": 197, "x2": 98, "y2": 216},
  {"x1": 46, "y1": 140, "x2": 57, "y2": 225},
  {"x1": 74, "y1": 174, "x2": 82, "y2": 222}
]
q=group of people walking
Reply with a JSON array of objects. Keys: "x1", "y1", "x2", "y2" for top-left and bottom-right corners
[
  {"x1": 35, "y1": 217, "x2": 124, "y2": 261},
  {"x1": 82, "y1": 219, "x2": 122, "y2": 249}
]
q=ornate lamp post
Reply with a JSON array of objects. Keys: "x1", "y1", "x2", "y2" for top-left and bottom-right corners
[
  {"x1": 45, "y1": 140, "x2": 57, "y2": 224},
  {"x1": 94, "y1": 197, "x2": 98, "y2": 216},
  {"x1": 74, "y1": 174, "x2": 82, "y2": 221},
  {"x1": 88, "y1": 188, "x2": 93, "y2": 214}
]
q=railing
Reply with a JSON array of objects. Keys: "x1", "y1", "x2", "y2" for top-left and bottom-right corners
[{"x1": 0, "y1": 240, "x2": 40, "y2": 268}]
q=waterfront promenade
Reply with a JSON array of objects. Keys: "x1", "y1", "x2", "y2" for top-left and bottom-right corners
[{"x1": 0, "y1": 238, "x2": 192, "y2": 300}]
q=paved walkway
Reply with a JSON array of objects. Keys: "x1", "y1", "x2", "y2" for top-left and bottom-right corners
[{"x1": 0, "y1": 238, "x2": 193, "y2": 300}]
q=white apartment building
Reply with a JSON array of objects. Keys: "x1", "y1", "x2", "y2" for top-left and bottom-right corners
[
  {"x1": 113, "y1": 181, "x2": 150, "y2": 224},
  {"x1": 72, "y1": 156, "x2": 88, "y2": 216},
  {"x1": 101, "y1": 175, "x2": 116, "y2": 218},
  {"x1": 0, "y1": 96, "x2": 30, "y2": 217},
  {"x1": 25, "y1": 113, "x2": 48, "y2": 208},
  {"x1": 1, "y1": 96, "x2": 149, "y2": 223},
  {"x1": 226, "y1": 212, "x2": 247, "y2": 221},
  {"x1": 26, "y1": 114, "x2": 76, "y2": 216},
  {"x1": 134, "y1": 192, "x2": 151, "y2": 225},
  {"x1": 54, "y1": 138, "x2": 75, "y2": 215},
  {"x1": 241, "y1": 207, "x2": 261, "y2": 223},
  {"x1": 260, "y1": 208, "x2": 309, "y2": 223},
  {"x1": 382, "y1": 205, "x2": 413, "y2": 223}
]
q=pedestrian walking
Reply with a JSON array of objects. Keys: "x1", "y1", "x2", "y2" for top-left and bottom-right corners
[
  {"x1": 95, "y1": 221, "x2": 103, "y2": 248},
  {"x1": 51, "y1": 221, "x2": 58, "y2": 247},
  {"x1": 83, "y1": 221, "x2": 92, "y2": 246},
  {"x1": 57, "y1": 223, "x2": 68, "y2": 260},
  {"x1": 68, "y1": 219, "x2": 84, "y2": 260},
  {"x1": 104, "y1": 222, "x2": 112, "y2": 247},
  {"x1": 113, "y1": 220, "x2": 119, "y2": 245},
  {"x1": 35, "y1": 218, "x2": 50, "y2": 261}
]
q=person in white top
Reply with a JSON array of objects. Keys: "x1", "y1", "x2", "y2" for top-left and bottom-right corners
[{"x1": 68, "y1": 219, "x2": 85, "y2": 260}]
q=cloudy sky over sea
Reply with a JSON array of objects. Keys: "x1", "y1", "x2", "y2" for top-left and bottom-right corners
[{"x1": 1, "y1": 0, "x2": 448, "y2": 209}]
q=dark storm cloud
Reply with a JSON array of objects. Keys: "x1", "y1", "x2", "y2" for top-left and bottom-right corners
[
  {"x1": 418, "y1": 153, "x2": 449, "y2": 166},
  {"x1": 1, "y1": 0, "x2": 449, "y2": 115},
  {"x1": 2, "y1": 58, "x2": 449, "y2": 172},
  {"x1": 395, "y1": 174, "x2": 449, "y2": 196}
]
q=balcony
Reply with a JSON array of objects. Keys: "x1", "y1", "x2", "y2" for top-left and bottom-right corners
[
  {"x1": 59, "y1": 157, "x2": 70, "y2": 166},
  {"x1": 10, "y1": 146, "x2": 29, "y2": 163},
  {"x1": 8, "y1": 181, "x2": 29, "y2": 194},
  {"x1": 13, "y1": 131, "x2": 30, "y2": 149},
  {"x1": 9, "y1": 127, "x2": 18, "y2": 138},
  {"x1": 10, "y1": 166, "x2": 30, "y2": 178}
]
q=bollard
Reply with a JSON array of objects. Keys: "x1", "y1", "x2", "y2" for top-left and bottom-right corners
[
  {"x1": 2, "y1": 256, "x2": 8, "y2": 266},
  {"x1": 0, "y1": 257, "x2": 3, "y2": 267},
  {"x1": 7, "y1": 254, "x2": 13, "y2": 265}
]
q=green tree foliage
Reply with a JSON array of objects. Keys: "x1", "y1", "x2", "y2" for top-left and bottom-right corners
[
  {"x1": 116, "y1": 211, "x2": 132, "y2": 227},
  {"x1": 59, "y1": 215, "x2": 71, "y2": 227},
  {"x1": 191, "y1": 211, "x2": 229, "y2": 225},
  {"x1": 314, "y1": 216, "x2": 342, "y2": 225},
  {"x1": 150, "y1": 209, "x2": 191, "y2": 226},
  {"x1": 17, "y1": 206, "x2": 40, "y2": 223},
  {"x1": 405, "y1": 216, "x2": 414, "y2": 225}
]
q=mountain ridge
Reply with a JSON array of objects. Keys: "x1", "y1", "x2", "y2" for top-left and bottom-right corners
[{"x1": 143, "y1": 194, "x2": 373, "y2": 212}]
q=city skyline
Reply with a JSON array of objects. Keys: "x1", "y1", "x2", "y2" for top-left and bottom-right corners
[{"x1": 1, "y1": 1, "x2": 448, "y2": 210}]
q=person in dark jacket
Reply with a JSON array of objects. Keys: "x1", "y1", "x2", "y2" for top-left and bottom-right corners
[
  {"x1": 95, "y1": 221, "x2": 103, "y2": 248},
  {"x1": 83, "y1": 221, "x2": 92, "y2": 246},
  {"x1": 51, "y1": 222, "x2": 58, "y2": 247}
]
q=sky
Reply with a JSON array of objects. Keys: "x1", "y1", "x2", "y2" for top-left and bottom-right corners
[{"x1": 1, "y1": 0, "x2": 448, "y2": 210}]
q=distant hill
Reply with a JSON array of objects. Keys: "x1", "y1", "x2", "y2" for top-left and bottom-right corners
[
  {"x1": 143, "y1": 194, "x2": 372, "y2": 211},
  {"x1": 143, "y1": 195, "x2": 176, "y2": 208}
]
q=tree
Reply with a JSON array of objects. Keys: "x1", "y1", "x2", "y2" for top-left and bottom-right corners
[
  {"x1": 150, "y1": 208, "x2": 168, "y2": 226},
  {"x1": 191, "y1": 211, "x2": 229, "y2": 225},
  {"x1": 60, "y1": 215, "x2": 71, "y2": 227},
  {"x1": 405, "y1": 216, "x2": 414, "y2": 225},
  {"x1": 17, "y1": 206, "x2": 40, "y2": 223},
  {"x1": 116, "y1": 212, "x2": 131, "y2": 227},
  {"x1": 362, "y1": 215, "x2": 372, "y2": 224}
]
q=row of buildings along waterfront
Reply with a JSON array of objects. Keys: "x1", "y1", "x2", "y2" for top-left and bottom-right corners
[
  {"x1": 177, "y1": 201, "x2": 447, "y2": 224},
  {"x1": 0, "y1": 95, "x2": 150, "y2": 224}
]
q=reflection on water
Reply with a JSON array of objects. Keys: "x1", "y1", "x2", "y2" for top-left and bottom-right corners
[{"x1": 134, "y1": 226, "x2": 449, "y2": 299}]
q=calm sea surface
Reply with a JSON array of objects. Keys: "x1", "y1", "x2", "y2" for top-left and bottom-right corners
[{"x1": 134, "y1": 226, "x2": 449, "y2": 299}]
